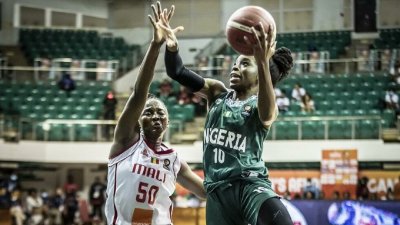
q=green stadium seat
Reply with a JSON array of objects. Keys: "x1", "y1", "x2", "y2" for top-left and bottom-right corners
[
  {"x1": 339, "y1": 109, "x2": 353, "y2": 116},
  {"x1": 318, "y1": 100, "x2": 331, "y2": 111},
  {"x1": 347, "y1": 82, "x2": 360, "y2": 92},
  {"x1": 312, "y1": 92, "x2": 325, "y2": 102},
  {"x1": 165, "y1": 97, "x2": 177, "y2": 108},
  {"x1": 312, "y1": 110, "x2": 324, "y2": 117},
  {"x1": 328, "y1": 120, "x2": 352, "y2": 139},
  {"x1": 367, "y1": 109, "x2": 380, "y2": 115},
  {"x1": 301, "y1": 121, "x2": 325, "y2": 139},
  {"x1": 75, "y1": 124, "x2": 95, "y2": 141},
  {"x1": 382, "y1": 109, "x2": 396, "y2": 127},
  {"x1": 354, "y1": 109, "x2": 367, "y2": 116},
  {"x1": 48, "y1": 124, "x2": 66, "y2": 141},
  {"x1": 326, "y1": 92, "x2": 338, "y2": 102},
  {"x1": 332, "y1": 100, "x2": 345, "y2": 110},
  {"x1": 282, "y1": 111, "x2": 296, "y2": 117},
  {"x1": 84, "y1": 113, "x2": 97, "y2": 120},
  {"x1": 359, "y1": 100, "x2": 375, "y2": 110},
  {"x1": 345, "y1": 100, "x2": 359, "y2": 111},
  {"x1": 356, "y1": 120, "x2": 380, "y2": 139},
  {"x1": 325, "y1": 110, "x2": 339, "y2": 116},
  {"x1": 352, "y1": 91, "x2": 365, "y2": 102},
  {"x1": 335, "y1": 83, "x2": 346, "y2": 92},
  {"x1": 32, "y1": 105, "x2": 45, "y2": 115},
  {"x1": 338, "y1": 91, "x2": 351, "y2": 101},
  {"x1": 289, "y1": 103, "x2": 302, "y2": 112},
  {"x1": 150, "y1": 80, "x2": 161, "y2": 95},
  {"x1": 275, "y1": 121, "x2": 299, "y2": 140},
  {"x1": 170, "y1": 113, "x2": 185, "y2": 121}
]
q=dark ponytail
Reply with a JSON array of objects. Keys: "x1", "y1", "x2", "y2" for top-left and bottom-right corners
[{"x1": 269, "y1": 47, "x2": 294, "y2": 86}]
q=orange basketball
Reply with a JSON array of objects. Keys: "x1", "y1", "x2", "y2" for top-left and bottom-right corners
[{"x1": 226, "y1": 6, "x2": 276, "y2": 56}]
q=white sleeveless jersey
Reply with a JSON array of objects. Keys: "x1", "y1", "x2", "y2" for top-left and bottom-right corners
[{"x1": 105, "y1": 135, "x2": 181, "y2": 225}]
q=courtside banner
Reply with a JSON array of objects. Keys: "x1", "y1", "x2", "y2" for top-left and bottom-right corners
[
  {"x1": 288, "y1": 200, "x2": 400, "y2": 225},
  {"x1": 359, "y1": 170, "x2": 400, "y2": 199},
  {"x1": 321, "y1": 149, "x2": 358, "y2": 199},
  {"x1": 268, "y1": 170, "x2": 320, "y2": 196}
]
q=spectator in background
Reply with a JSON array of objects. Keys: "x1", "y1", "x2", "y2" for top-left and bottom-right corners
[
  {"x1": 196, "y1": 56, "x2": 209, "y2": 76},
  {"x1": 384, "y1": 88, "x2": 399, "y2": 111},
  {"x1": 26, "y1": 188, "x2": 44, "y2": 225},
  {"x1": 276, "y1": 92, "x2": 290, "y2": 113},
  {"x1": 103, "y1": 90, "x2": 118, "y2": 141},
  {"x1": 177, "y1": 86, "x2": 192, "y2": 105},
  {"x1": 157, "y1": 79, "x2": 174, "y2": 102},
  {"x1": 63, "y1": 192, "x2": 78, "y2": 225},
  {"x1": 274, "y1": 87, "x2": 283, "y2": 98},
  {"x1": 283, "y1": 191, "x2": 291, "y2": 200},
  {"x1": 6, "y1": 172, "x2": 20, "y2": 197},
  {"x1": 9, "y1": 190, "x2": 25, "y2": 225},
  {"x1": 63, "y1": 174, "x2": 79, "y2": 195},
  {"x1": 331, "y1": 191, "x2": 341, "y2": 200},
  {"x1": 221, "y1": 55, "x2": 233, "y2": 77},
  {"x1": 300, "y1": 93, "x2": 315, "y2": 113},
  {"x1": 58, "y1": 72, "x2": 76, "y2": 97},
  {"x1": 291, "y1": 83, "x2": 306, "y2": 102},
  {"x1": 48, "y1": 188, "x2": 64, "y2": 225},
  {"x1": 385, "y1": 187, "x2": 395, "y2": 200},
  {"x1": 356, "y1": 176, "x2": 370, "y2": 200},
  {"x1": 394, "y1": 175, "x2": 400, "y2": 200},
  {"x1": 302, "y1": 178, "x2": 320, "y2": 199},
  {"x1": 191, "y1": 94, "x2": 207, "y2": 116},
  {"x1": 304, "y1": 191, "x2": 314, "y2": 200},
  {"x1": 342, "y1": 191, "x2": 351, "y2": 200},
  {"x1": 393, "y1": 60, "x2": 400, "y2": 85},
  {"x1": 89, "y1": 177, "x2": 106, "y2": 222},
  {"x1": 318, "y1": 191, "x2": 325, "y2": 200}
]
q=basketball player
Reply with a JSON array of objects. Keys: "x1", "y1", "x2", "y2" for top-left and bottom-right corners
[
  {"x1": 159, "y1": 10, "x2": 294, "y2": 225},
  {"x1": 105, "y1": 3, "x2": 205, "y2": 225}
]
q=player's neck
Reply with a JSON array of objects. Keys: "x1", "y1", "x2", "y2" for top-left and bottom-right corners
[
  {"x1": 144, "y1": 136, "x2": 163, "y2": 151},
  {"x1": 233, "y1": 87, "x2": 257, "y2": 100}
]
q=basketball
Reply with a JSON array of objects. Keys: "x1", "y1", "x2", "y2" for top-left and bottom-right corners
[{"x1": 226, "y1": 6, "x2": 276, "y2": 56}]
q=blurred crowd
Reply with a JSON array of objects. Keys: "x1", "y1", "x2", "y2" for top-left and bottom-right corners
[
  {"x1": 1, "y1": 172, "x2": 399, "y2": 225},
  {"x1": 0, "y1": 173, "x2": 106, "y2": 225},
  {"x1": 282, "y1": 176, "x2": 400, "y2": 201}
]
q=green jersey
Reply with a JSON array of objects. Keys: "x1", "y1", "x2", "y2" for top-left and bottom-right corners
[{"x1": 203, "y1": 91, "x2": 270, "y2": 192}]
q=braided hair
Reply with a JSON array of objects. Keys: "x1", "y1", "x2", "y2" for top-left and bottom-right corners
[{"x1": 269, "y1": 47, "x2": 294, "y2": 87}]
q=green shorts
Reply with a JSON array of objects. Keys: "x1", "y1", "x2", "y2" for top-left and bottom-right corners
[{"x1": 206, "y1": 178, "x2": 277, "y2": 225}]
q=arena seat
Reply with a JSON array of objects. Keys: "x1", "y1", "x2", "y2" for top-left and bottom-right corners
[
  {"x1": 328, "y1": 120, "x2": 352, "y2": 139},
  {"x1": 356, "y1": 120, "x2": 380, "y2": 139},
  {"x1": 275, "y1": 121, "x2": 299, "y2": 140},
  {"x1": 302, "y1": 121, "x2": 325, "y2": 139}
]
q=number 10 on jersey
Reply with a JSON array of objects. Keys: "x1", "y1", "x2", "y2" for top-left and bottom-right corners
[{"x1": 213, "y1": 148, "x2": 225, "y2": 163}]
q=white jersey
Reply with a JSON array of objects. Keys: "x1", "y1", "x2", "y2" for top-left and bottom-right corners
[{"x1": 105, "y1": 135, "x2": 181, "y2": 225}]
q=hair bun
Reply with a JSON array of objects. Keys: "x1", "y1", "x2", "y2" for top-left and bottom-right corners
[{"x1": 272, "y1": 47, "x2": 294, "y2": 82}]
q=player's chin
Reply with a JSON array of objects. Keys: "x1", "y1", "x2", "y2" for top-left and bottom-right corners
[{"x1": 229, "y1": 79, "x2": 240, "y2": 88}]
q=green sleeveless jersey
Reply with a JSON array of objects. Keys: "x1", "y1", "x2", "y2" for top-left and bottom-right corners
[{"x1": 203, "y1": 91, "x2": 270, "y2": 192}]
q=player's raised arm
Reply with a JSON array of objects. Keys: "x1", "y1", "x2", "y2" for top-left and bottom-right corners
[
  {"x1": 109, "y1": 2, "x2": 173, "y2": 158},
  {"x1": 159, "y1": 13, "x2": 228, "y2": 102}
]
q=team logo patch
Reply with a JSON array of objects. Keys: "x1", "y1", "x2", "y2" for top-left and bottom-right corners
[
  {"x1": 242, "y1": 105, "x2": 252, "y2": 116},
  {"x1": 163, "y1": 159, "x2": 170, "y2": 170},
  {"x1": 141, "y1": 149, "x2": 149, "y2": 157},
  {"x1": 150, "y1": 157, "x2": 159, "y2": 164},
  {"x1": 223, "y1": 111, "x2": 232, "y2": 117}
]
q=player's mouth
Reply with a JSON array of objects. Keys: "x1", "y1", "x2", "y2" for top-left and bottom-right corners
[
  {"x1": 153, "y1": 122, "x2": 162, "y2": 129},
  {"x1": 230, "y1": 72, "x2": 241, "y2": 80}
]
